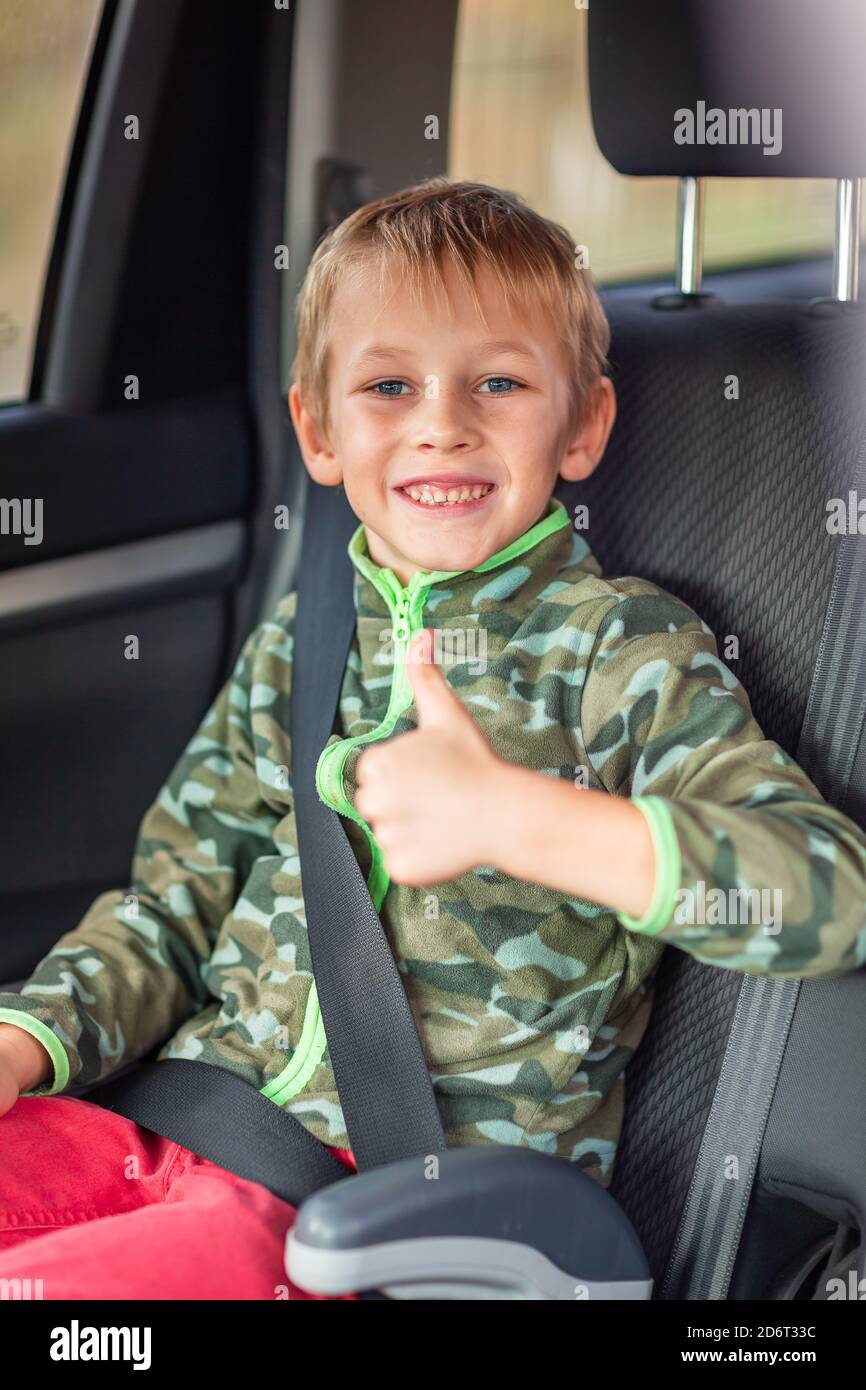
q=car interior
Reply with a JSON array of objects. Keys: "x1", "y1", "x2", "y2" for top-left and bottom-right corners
[{"x1": 1, "y1": 0, "x2": 865, "y2": 1301}]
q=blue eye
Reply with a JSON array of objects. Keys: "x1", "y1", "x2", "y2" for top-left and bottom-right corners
[
  {"x1": 477, "y1": 377, "x2": 522, "y2": 394},
  {"x1": 368, "y1": 380, "x2": 411, "y2": 396}
]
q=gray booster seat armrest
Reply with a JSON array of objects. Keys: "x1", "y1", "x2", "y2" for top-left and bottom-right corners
[{"x1": 286, "y1": 1147, "x2": 652, "y2": 1300}]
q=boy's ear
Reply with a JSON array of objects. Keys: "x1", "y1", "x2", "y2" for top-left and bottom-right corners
[
  {"x1": 288, "y1": 383, "x2": 343, "y2": 487},
  {"x1": 558, "y1": 376, "x2": 617, "y2": 484}
]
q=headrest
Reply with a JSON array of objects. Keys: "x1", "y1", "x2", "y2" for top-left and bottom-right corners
[{"x1": 588, "y1": 0, "x2": 866, "y2": 178}]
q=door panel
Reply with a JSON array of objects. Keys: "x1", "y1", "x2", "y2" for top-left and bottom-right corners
[
  {"x1": 0, "y1": 397, "x2": 250, "y2": 574},
  {"x1": 0, "y1": 593, "x2": 227, "y2": 975},
  {"x1": 0, "y1": 0, "x2": 294, "y2": 974}
]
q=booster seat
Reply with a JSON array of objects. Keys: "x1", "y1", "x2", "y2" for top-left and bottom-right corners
[{"x1": 5, "y1": 0, "x2": 866, "y2": 1301}]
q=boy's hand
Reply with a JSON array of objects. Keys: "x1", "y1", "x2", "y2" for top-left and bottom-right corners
[
  {"x1": 355, "y1": 629, "x2": 506, "y2": 886},
  {"x1": 0, "y1": 1024, "x2": 52, "y2": 1117},
  {"x1": 0, "y1": 1053, "x2": 19, "y2": 1118}
]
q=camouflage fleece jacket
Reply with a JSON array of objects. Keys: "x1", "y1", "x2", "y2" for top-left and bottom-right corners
[{"x1": 2, "y1": 496, "x2": 865, "y2": 1189}]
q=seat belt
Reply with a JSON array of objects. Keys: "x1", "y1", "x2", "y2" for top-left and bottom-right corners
[
  {"x1": 661, "y1": 441, "x2": 866, "y2": 1301},
  {"x1": 96, "y1": 481, "x2": 446, "y2": 1195},
  {"x1": 94, "y1": 1058, "x2": 350, "y2": 1208},
  {"x1": 291, "y1": 482, "x2": 448, "y2": 1171},
  {"x1": 796, "y1": 448, "x2": 866, "y2": 826}
]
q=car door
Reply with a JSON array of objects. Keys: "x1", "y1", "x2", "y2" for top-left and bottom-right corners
[{"x1": 0, "y1": 0, "x2": 298, "y2": 981}]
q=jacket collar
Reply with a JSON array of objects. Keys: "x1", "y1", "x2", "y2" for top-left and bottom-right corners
[{"x1": 347, "y1": 496, "x2": 586, "y2": 616}]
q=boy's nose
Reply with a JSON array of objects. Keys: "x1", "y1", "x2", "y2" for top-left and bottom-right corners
[{"x1": 407, "y1": 388, "x2": 484, "y2": 451}]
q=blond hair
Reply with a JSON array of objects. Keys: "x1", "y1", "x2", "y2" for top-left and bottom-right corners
[{"x1": 291, "y1": 177, "x2": 610, "y2": 443}]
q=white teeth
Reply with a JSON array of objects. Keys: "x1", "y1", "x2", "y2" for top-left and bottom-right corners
[{"x1": 403, "y1": 483, "x2": 494, "y2": 506}]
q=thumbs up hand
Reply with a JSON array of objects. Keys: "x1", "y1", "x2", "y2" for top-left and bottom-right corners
[{"x1": 355, "y1": 628, "x2": 506, "y2": 886}]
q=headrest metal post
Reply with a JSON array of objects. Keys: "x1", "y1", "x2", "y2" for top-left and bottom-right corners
[
  {"x1": 676, "y1": 176, "x2": 704, "y2": 295},
  {"x1": 833, "y1": 178, "x2": 861, "y2": 302}
]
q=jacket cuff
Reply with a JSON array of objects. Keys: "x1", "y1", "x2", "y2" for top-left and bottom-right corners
[
  {"x1": 617, "y1": 796, "x2": 681, "y2": 935},
  {"x1": 0, "y1": 1006, "x2": 70, "y2": 1096}
]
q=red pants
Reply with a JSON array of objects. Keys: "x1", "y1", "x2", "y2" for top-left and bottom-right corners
[{"x1": 0, "y1": 1095, "x2": 359, "y2": 1300}]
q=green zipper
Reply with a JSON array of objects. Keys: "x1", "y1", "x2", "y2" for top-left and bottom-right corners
[
  {"x1": 261, "y1": 498, "x2": 570, "y2": 1106},
  {"x1": 314, "y1": 562, "x2": 435, "y2": 905}
]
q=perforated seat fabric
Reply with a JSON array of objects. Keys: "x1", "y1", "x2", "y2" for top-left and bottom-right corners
[
  {"x1": 610, "y1": 950, "x2": 743, "y2": 1283},
  {"x1": 558, "y1": 297, "x2": 866, "y2": 757},
  {"x1": 555, "y1": 294, "x2": 866, "y2": 1285}
]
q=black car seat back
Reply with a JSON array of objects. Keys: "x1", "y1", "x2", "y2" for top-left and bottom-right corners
[{"x1": 560, "y1": 0, "x2": 866, "y2": 1297}]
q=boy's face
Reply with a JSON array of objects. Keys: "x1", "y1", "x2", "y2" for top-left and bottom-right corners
[{"x1": 289, "y1": 257, "x2": 615, "y2": 586}]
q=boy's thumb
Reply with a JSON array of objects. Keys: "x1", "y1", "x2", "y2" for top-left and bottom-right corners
[{"x1": 406, "y1": 629, "x2": 462, "y2": 727}]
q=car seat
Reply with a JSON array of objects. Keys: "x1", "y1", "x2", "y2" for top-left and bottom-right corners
[{"x1": 4, "y1": 0, "x2": 866, "y2": 1301}]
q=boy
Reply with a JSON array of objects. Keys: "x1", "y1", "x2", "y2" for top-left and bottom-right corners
[{"x1": 0, "y1": 181, "x2": 865, "y2": 1291}]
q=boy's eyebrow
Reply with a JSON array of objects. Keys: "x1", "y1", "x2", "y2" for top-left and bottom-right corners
[
  {"x1": 474, "y1": 338, "x2": 540, "y2": 362},
  {"x1": 351, "y1": 339, "x2": 539, "y2": 368}
]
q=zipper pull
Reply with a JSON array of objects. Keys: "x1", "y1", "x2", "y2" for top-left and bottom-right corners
[{"x1": 393, "y1": 590, "x2": 411, "y2": 644}]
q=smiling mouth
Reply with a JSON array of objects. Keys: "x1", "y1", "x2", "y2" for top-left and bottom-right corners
[{"x1": 396, "y1": 482, "x2": 496, "y2": 507}]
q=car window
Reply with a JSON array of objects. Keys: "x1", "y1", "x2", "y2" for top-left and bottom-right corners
[
  {"x1": 449, "y1": 0, "x2": 860, "y2": 284},
  {"x1": 0, "y1": 0, "x2": 103, "y2": 404}
]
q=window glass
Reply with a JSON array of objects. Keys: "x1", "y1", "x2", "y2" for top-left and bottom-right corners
[
  {"x1": 449, "y1": 0, "x2": 857, "y2": 285},
  {"x1": 0, "y1": 0, "x2": 103, "y2": 403}
]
